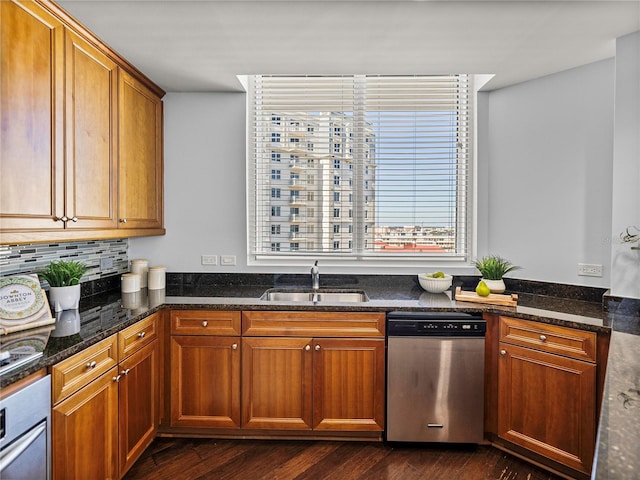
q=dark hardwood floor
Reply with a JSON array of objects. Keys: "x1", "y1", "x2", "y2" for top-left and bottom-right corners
[{"x1": 124, "y1": 438, "x2": 565, "y2": 480}]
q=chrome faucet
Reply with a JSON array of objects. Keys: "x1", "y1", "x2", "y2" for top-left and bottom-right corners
[{"x1": 311, "y1": 260, "x2": 320, "y2": 290}]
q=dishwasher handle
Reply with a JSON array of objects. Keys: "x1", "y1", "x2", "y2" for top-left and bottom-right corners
[{"x1": 0, "y1": 421, "x2": 46, "y2": 473}]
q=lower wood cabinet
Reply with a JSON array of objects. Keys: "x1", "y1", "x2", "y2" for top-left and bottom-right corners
[
  {"x1": 52, "y1": 366, "x2": 120, "y2": 480},
  {"x1": 497, "y1": 316, "x2": 597, "y2": 476},
  {"x1": 170, "y1": 335, "x2": 241, "y2": 428},
  {"x1": 241, "y1": 336, "x2": 384, "y2": 431},
  {"x1": 51, "y1": 313, "x2": 159, "y2": 480}
]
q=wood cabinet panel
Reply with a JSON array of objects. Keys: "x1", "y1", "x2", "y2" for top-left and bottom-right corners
[
  {"x1": 171, "y1": 310, "x2": 241, "y2": 336},
  {"x1": 313, "y1": 338, "x2": 384, "y2": 431},
  {"x1": 242, "y1": 311, "x2": 385, "y2": 337},
  {"x1": 498, "y1": 342, "x2": 596, "y2": 474},
  {"x1": 499, "y1": 316, "x2": 596, "y2": 362},
  {"x1": 241, "y1": 336, "x2": 313, "y2": 430},
  {"x1": 51, "y1": 334, "x2": 118, "y2": 405},
  {"x1": 170, "y1": 335, "x2": 241, "y2": 428},
  {"x1": 119, "y1": 340, "x2": 159, "y2": 478},
  {"x1": 119, "y1": 312, "x2": 159, "y2": 360},
  {"x1": 52, "y1": 366, "x2": 119, "y2": 480},
  {"x1": 64, "y1": 29, "x2": 118, "y2": 229},
  {"x1": 0, "y1": 0, "x2": 64, "y2": 230},
  {"x1": 118, "y1": 70, "x2": 163, "y2": 229}
]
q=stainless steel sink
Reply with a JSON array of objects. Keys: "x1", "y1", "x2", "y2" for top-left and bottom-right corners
[{"x1": 260, "y1": 288, "x2": 368, "y2": 303}]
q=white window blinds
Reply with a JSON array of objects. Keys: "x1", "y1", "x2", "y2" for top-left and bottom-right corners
[{"x1": 248, "y1": 74, "x2": 472, "y2": 261}]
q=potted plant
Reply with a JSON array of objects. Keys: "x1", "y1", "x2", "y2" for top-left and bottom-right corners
[
  {"x1": 474, "y1": 255, "x2": 520, "y2": 293},
  {"x1": 39, "y1": 260, "x2": 89, "y2": 312}
]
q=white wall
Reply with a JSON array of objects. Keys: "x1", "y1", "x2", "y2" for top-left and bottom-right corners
[
  {"x1": 483, "y1": 59, "x2": 614, "y2": 287},
  {"x1": 611, "y1": 32, "x2": 640, "y2": 299},
  {"x1": 132, "y1": 60, "x2": 619, "y2": 288}
]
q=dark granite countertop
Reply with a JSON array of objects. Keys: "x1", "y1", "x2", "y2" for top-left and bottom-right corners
[{"x1": 0, "y1": 276, "x2": 637, "y2": 479}]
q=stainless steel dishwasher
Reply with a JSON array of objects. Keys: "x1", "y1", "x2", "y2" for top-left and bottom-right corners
[{"x1": 386, "y1": 311, "x2": 486, "y2": 443}]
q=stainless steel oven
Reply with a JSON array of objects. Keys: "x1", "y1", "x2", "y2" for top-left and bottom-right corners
[{"x1": 0, "y1": 374, "x2": 51, "y2": 479}]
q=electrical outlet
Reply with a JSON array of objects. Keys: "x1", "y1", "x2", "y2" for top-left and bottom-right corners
[
  {"x1": 220, "y1": 255, "x2": 236, "y2": 266},
  {"x1": 201, "y1": 255, "x2": 217, "y2": 265},
  {"x1": 577, "y1": 263, "x2": 603, "y2": 277},
  {"x1": 100, "y1": 258, "x2": 113, "y2": 270}
]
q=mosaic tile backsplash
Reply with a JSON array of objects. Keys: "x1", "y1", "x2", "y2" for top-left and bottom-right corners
[{"x1": 0, "y1": 239, "x2": 129, "y2": 287}]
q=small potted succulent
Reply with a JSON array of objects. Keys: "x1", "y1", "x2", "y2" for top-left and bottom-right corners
[
  {"x1": 474, "y1": 255, "x2": 520, "y2": 293},
  {"x1": 39, "y1": 260, "x2": 89, "y2": 311}
]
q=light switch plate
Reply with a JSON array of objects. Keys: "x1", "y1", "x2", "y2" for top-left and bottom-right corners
[
  {"x1": 201, "y1": 255, "x2": 217, "y2": 265},
  {"x1": 577, "y1": 263, "x2": 603, "y2": 277}
]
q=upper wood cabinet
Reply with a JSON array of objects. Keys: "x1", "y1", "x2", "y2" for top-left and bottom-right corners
[
  {"x1": 1, "y1": 0, "x2": 65, "y2": 232},
  {"x1": 0, "y1": 0, "x2": 165, "y2": 244},
  {"x1": 118, "y1": 71, "x2": 164, "y2": 229}
]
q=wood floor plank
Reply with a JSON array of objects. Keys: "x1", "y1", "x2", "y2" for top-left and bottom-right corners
[{"x1": 124, "y1": 438, "x2": 566, "y2": 480}]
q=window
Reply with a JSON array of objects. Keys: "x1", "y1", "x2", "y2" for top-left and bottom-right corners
[
  {"x1": 272, "y1": 153, "x2": 281, "y2": 162},
  {"x1": 249, "y1": 75, "x2": 472, "y2": 263},
  {"x1": 271, "y1": 188, "x2": 280, "y2": 199},
  {"x1": 271, "y1": 224, "x2": 281, "y2": 235},
  {"x1": 333, "y1": 224, "x2": 340, "y2": 234},
  {"x1": 271, "y1": 243, "x2": 280, "y2": 251},
  {"x1": 271, "y1": 206, "x2": 280, "y2": 217}
]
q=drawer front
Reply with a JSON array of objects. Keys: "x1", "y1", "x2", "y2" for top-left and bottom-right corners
[
  {"x1": 499, "y1": 316, "x2": 597, "y2": 362},
  {"x1": 51, "y1": 334, "x2": 118, "y2": 404},
  {"x1": 171, "y1": 310, "x2": 241, "y2": 336},
  {"x1": 119, "y1": 312, "x2": 159, "y2": 360},
  {"x1": 242, "y1": 311, "x2": 385, "y2": 337}
]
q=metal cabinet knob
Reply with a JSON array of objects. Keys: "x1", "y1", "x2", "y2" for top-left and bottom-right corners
[
  {"x1": 120, "y1": 218, "x2": 127, "y2": 223},
  {"x1": 121, "y1": 369, "x2": 130, "y2": 376},
  {"x1": 202, "y1": 321, "x2": 208, "y2": 327},
  {"x1": 305, "y1": 345, "x2": 311, "y2": 351},
  {"x1": 539, "y1": 335, "x2": 547, "y2": 342},
  {"x1": 86, "y1": 361, "x2": 97, "y2": 369},
  {"x1": 71, "y1": 216, "x2": 78, "y2": 222},
  {"x1": 315, "y1": 345, "x2": 321, "y2": 351},
  {"x1": 113, "y1": 375, "x2": 121, "y2": 383},
  {"x1": 137, "y1": 331, "x2": 146, "y2": 338},
  {"x1": 232, "y1": 343, "x2": 238, "y2": 350},
  {"x1": 500, "y1": 350, "x2": 507, "y2": 356}
]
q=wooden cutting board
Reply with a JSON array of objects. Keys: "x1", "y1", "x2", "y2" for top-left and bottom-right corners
[{"x1": 454, "y1": 287, "x2": 518, "y2": 306}]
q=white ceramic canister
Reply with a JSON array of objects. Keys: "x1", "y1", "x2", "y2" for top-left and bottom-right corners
[
  {"x1": 121, "y1": 273, "x2": 141, "y2": 293},
  {"x1": 148, "y1": 266, "x2": 166, "y2": 290},
  {"x1": 130, "y1": 259, "x2": 149, "y2": 288}
]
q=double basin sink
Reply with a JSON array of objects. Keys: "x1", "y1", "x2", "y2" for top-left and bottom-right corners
[{"x1": 261, "y1": 288, "x2": 368, "y2": 303}]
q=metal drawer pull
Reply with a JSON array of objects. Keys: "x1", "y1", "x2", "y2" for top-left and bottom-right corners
[
  {"x1": 315, "y1": 345, "x2": 321, "y2": 351},
  {"x1": 86, "y1": 361, "x2": 97, "y2": 369},
  {"x1": 427, "y1": 424, "x2": 444, "y2": 429},
  {"x1": 113, "y1": 375, "x2": 121, "y2": 382},
  {"x1": 539, "y1": 335, "x2": 547, "y2": 342},
  {"x1": 202, "y1": 321, "x2": 208, "y2": 327},
  {"x1": 137, "y1": 331, "x2": 146, "y2": 338},
  {"x1": 305, "y1": 345, "x2": 311, "y2": 351},
  {"x1": 500, "y1": 350, "x2": 506, "y2": 356},
  {"x1": 121, "y1": 369, "x2": 130, "y2": 375},
  {"x1": 232, "y1": 343, "x2": 238, "y2": 350}
]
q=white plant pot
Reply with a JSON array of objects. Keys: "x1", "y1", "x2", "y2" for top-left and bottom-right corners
[
  {"x1": 48, "y1": 285, "x2": 81, "y2": 312},
  {"x1": 481, "y1": 278, "x2": 506, "y2": 294}
]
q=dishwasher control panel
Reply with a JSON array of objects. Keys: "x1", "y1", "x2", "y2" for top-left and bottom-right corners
[{"x1": 387, "y1": 311, "x2": 486, "y2": 337}]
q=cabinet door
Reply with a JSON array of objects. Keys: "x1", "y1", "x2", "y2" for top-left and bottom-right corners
[
  {"x1": 170, "y1": 335, "x2": 240, "y2": 428},
  {"x1": 498, "y1": 342, "x2": 596, "y2": 474},
  {"x1": 119, "y1": 340, "x2": 159, "y2": 478},
  {"x1": 64, "y1": 29, "x2": 118, "y2": 229},
  {"x1": 1, "y1": 0, "x2": 65, "y2": 231},
  {"x1": 52, "y1": 366, "x2": 119, "y2": 480},
  {"x1": 118, "y1": 70, "x2": 163, "y2": 229},
  {"x1": 242, "y1": 337, "x2": 313, "y2": 430},
  {"x1": 313, "y1": 338, "x2": 385, "y2": 431}
]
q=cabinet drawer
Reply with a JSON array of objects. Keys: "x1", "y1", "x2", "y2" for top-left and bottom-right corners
[
  {"x1": 119, "y1": 313, "x2": 159, "y2": 360},
  {"x1": 242, "y1": 311, "x2": 385, "y2": 337},
  {"x1": 171, "y1": 310, "x2": 241, "y2": 335},
  {"x1": 499, "y1": 316, "x2": 597, "y2": 362},
  {"x1": 51, "y1": 334, "x2": 118, "y2": 404}
]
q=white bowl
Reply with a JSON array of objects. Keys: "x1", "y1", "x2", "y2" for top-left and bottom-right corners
[{"x1": 418, "y1": 274, "x2": 453, "y2": 293}]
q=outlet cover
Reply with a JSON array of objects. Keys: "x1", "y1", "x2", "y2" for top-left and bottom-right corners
[
  {"x1": 577, "y1": 263, "x2": 603, "y2": 277},
  {"x1": 100, "y1": 258, "x2": 114, "y2": 270},
  {"x1": 201, "y1": 255, "x2": 217, "y2": 265},
  {"x1": 220, "y1": 255, "x2": 236, "y2": 266}
]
